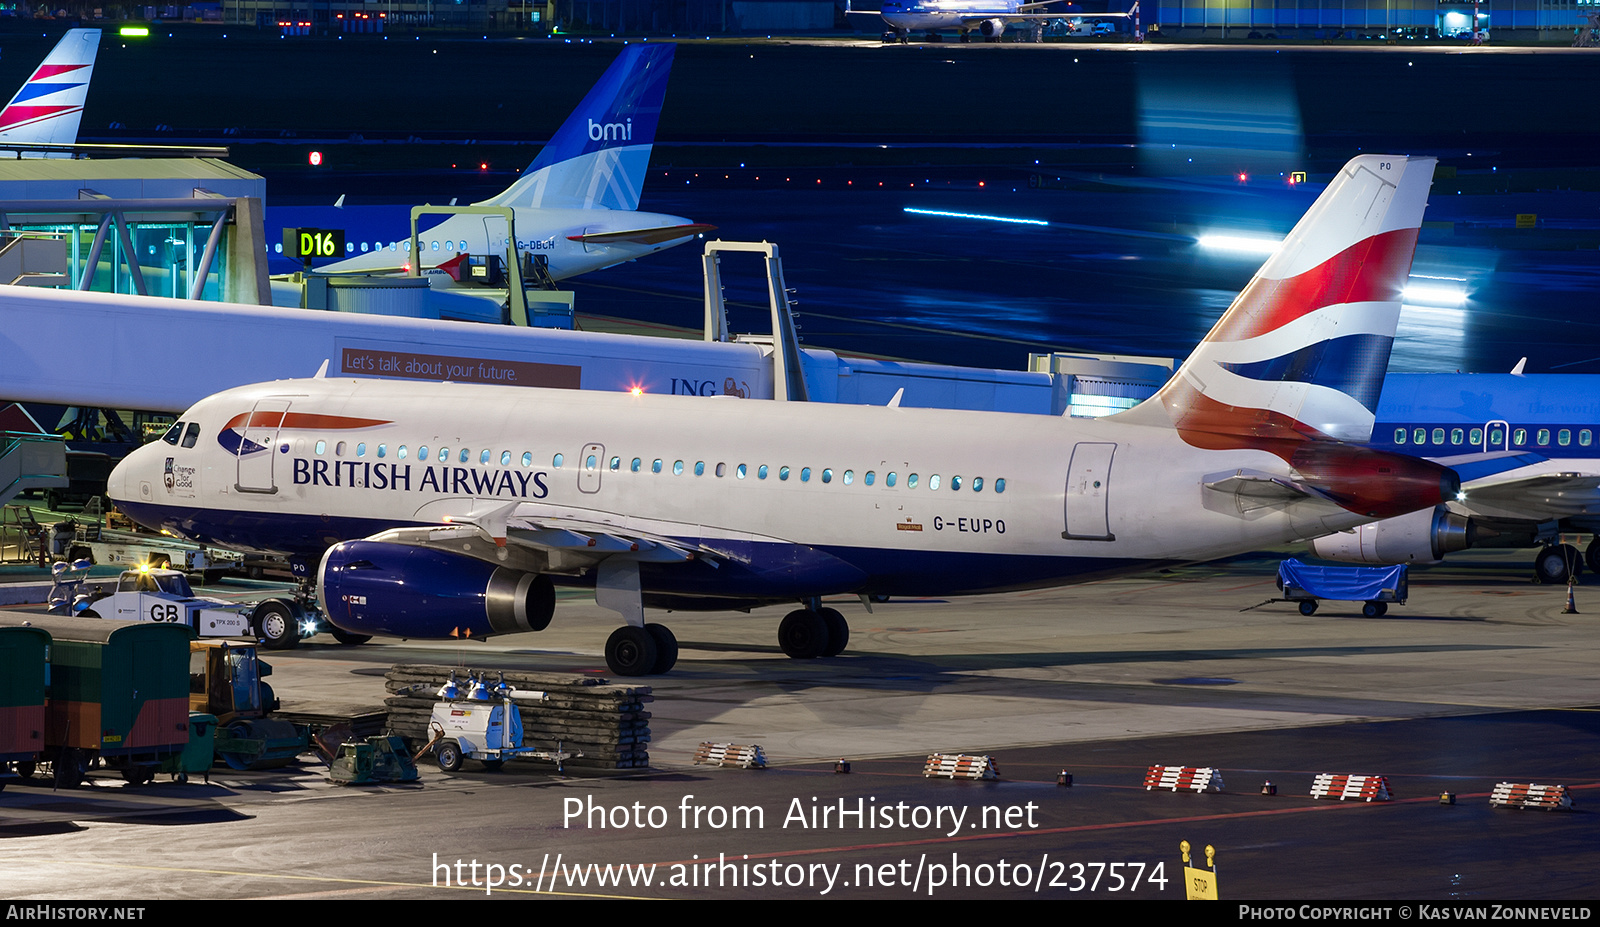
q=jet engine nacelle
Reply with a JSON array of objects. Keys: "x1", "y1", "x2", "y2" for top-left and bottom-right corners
[
  {"x1": 1309, "y1": 506, "x2": 1473, "y2": 565},
  {"x1": 979, "y1": 18, "x2": 1005, "y2": 36},
  {"x1": 1289, "y1": 442, "x2": 1461, "y2": 520},
  {"x1": 318, "y1": 540, "x2": 555, "y2": 639}
]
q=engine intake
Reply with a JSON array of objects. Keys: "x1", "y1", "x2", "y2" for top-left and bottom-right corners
[{"x1": 318, "y1": 540, "x2": 555, "y2": 639}]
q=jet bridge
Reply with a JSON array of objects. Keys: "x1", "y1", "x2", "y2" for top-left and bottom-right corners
[{"x1": 0, "y1": 432, "x2": 67, "y2": 509}]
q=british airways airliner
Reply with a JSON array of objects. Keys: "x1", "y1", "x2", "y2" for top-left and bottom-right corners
[
  {"x1": 311, "y1": 43, "x2": 712, "y2": 284},
  {"x1": 0, "y1": 29, "x2": 100, "y2": 154},
  {"x1": 1312, "y1": 372, "x2": 1600, "y2": 584},
  {"x1": 108, "y1": 156, "x2": 1456, "y2": 676}
]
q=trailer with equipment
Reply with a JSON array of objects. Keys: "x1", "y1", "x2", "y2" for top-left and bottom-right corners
[{"x1": 425, "y1": 673, "x2": 575, "y2": 773}]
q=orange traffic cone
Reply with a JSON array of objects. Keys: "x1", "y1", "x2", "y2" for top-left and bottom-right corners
[{"x1": 1563, "y1": 581, "x2": 1580, "y2": 615}]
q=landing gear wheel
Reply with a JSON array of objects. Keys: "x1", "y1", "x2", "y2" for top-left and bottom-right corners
[
  {"x1": 644, "y1": 623, "x2": 678, "y2": 674},
  {"x1": 437, "y1": 740, "x2": 463, "y2": 773},
  {"x1": 14, "y1": 761, "x2": 34, "y2": 779},
  {"x1": 778, "y1": 609, "x2": 830, "y2": 659},
  {"x1": 817, "y1": 607, "x2": 849, "y2": 657},
  {"x1": 1587, "y1": 539, "x2": 1600, "y2": 575},
  {"x1": 1535, "y1": 544, "x2": 1582, "y2": 585},
  {"x1": 1298, "y1": 600, "x2": 1318, "y2": 616},
  {"x1": 120, "y1": 766, "x2": 154, "y2": 786},
  {"x1": 606, "y1": 625, "x2": 659, "y2": 677},
  {"x1": 329, "y1": 627, "x2": 372, "y2": 646},
  {"x1": 253, "y1": 601, "x2": 300, "y2": 650},
  {"x1": 1362, "y1": 601, "x2": 1388, "y2": 618}
]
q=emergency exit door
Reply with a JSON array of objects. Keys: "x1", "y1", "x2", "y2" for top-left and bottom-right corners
[{"x1": 1062, "y1": 442, "x2": 1116, "y2": 541}]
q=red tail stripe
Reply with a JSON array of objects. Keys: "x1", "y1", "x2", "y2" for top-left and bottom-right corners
[
  {"x1": 1206, "y1": 228, "x2": 1420, "y2": 345},
  {"x1": 0, "y1": 104, "x2": 75, "y2": 130},
  {"x1": 30, "y1": 64, "x2": 89, "y2": 80}
]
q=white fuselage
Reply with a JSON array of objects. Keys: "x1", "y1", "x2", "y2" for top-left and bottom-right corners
[
  {"x1": 109, "y1": 377, "x2": 1377, "y2": 602},
  {"x1": 318, "y1": 206, "x2": 697, "y2": 282}
]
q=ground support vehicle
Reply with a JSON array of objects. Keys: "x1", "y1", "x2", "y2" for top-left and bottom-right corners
[
  {"x1": 187, "y1": 639, "x2": 308, "y2": 770},
  {"x1": 60, "y1": 516, "x2": 241, "y2": 583},
  {"x1": 0, "y1": 612, "x2": 190, "y2": 788},
  {"x1": 0, "y1": 624, "x2": 51, "y2": 791},
  {"x1": 328, "y1": 735, "x2": 419, "y2": 785},
  {"x1": 79, "y1": 566, "x2": 310, "y2": 650},
  {"x1": 426, "y1": 674, "x2": 575, "y2": 773},
  {"x1": 1271, "y1": 559, "x2": 1409, "y2": 618}
]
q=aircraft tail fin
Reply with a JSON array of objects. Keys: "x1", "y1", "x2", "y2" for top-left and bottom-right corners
[
  {"x1": 480, "y1": 43, "x2": 674, "y2": 213},
  {"x1": 0, "y1": 29, "x2": 100, "y2": 147},
  {"x1": 1116, "y1": 155, "x2": 1435, "y2": 455}
]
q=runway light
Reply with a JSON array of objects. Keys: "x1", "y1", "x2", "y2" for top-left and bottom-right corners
[
  {"x1": 903, "y1": 207, "x2": 1048, "y2": 227},
  {"x1": 1197, "y1": 234, "x2": 1280, "y2": 255}
]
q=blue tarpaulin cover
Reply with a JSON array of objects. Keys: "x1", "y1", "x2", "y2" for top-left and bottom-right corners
[{"x1": 1278, "y1": 559, "x2": 1408, "y2": 603}]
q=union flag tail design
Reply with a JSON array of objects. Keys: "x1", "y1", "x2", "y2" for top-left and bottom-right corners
[
  {"x1": 0, "y1": 29, "x2": 100, "y2": 148},
  {"x1": 1120, "y1": 155, "x2": 1435, "y2": 462}
]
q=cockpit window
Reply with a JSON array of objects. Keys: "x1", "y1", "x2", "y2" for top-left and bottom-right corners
[
  {"x1": 180, "y1": 422, "x2": 200, "y2": 448},
  {"x1": 161, "y1": 422, "x2": 184, "y2": 445}
]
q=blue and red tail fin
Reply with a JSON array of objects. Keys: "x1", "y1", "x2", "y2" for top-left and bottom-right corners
[
  {"x1": 0, "y1": 29, "x2": 100, "y2": 148},
  {"x1": 480, "y1": 43, "x2": 674, "y2": 212},
  {"x1": 1117, "y1": 155, "x2": 1436, "y2": 460}
]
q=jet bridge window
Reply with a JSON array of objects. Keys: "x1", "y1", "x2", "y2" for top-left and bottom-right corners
[
  {"x1": 181, "y1": 422, "x2": 200, "y2": 448},
  {"x1": 162, "y1": 422, "x2": 184, "y2": 445}
]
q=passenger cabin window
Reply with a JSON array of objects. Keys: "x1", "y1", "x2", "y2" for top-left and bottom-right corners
[
  {"x1": 378, "y1": 444, "x2": 387, "y2": 458},
  {"x1": 1560, "y1": 429, "x2": 1572, "y2": 447},
  {"x1": 632, "y1": 458, "x2": 642, "y2": 473},
  {"x1": 652, "y1": 459, "x2": 663, "y2": 474},
  {"x1": 522, "y1": 452, "x2": 533, "y2": 467},
  {"x1": 800, "y1": 467, "x2": 811, "y2": 482},
  {"x1": 694, "y1": 461, "x2": 705, "y2": 476},
  {"x1": 1469, "y1": 429, "x2": 1482, "y2": 446},
  {"x1": 995, "y1": 478, "x2": 1007, "y2": 493},
  {"x1": 929, "y1": 474, "x2": 941, "y2": 490},
  {"x1": 821, "y1": 468, "x2": 832, "y2": 484},
  {"x1": 1394, "y1": 428, "x2": 1407, "y2": 445},
  {"x1": 887, "y1": 472, "x2": 898, "y2": 487},
  {"x1": 315, "y1": 440, "x2": 326, "y2": 455},
  {"x1": 1430, "y1": 428, "x2": 1445, "y2": 445},
  {"x1": 1582, "y1": 430, "x2": 1593, "y2": 447},
  {"x1": 1512, "y1": 429, "x2": 1527, "y2": 446},
  {"x1": 1489, "y1": 427, "x2": 1504, "y2": 446},
  {"x1": 553, "y1": 453, "x2": 564, "y2": 468},
  {"x1": 357, "y1": 443, "x2": 367, "y2": 457},
  {"x1": 1537, "y1": 429, "x2": 1551, "y2": 446},
  {"x1": 673, "y1": 461, "x2": 684, "y2": 475},
  {"x1": 951, "y1": 475, "x2": 961, "y2": 490},
  {"x1": 972, "y1": 477, "x2": 984, "y2": 492},
  {"x1": 1413, "y1": 428, "x2": 1426, "y2": 445}
]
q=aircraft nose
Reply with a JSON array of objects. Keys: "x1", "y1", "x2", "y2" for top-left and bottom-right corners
[{"x1": 107, "y1": 445, "x2": 149, "y2": 507}]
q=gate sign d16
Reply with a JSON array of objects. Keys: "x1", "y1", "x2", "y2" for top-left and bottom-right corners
[{"x1": 283, "y1": 227, "x2": 346, "y2": 260}]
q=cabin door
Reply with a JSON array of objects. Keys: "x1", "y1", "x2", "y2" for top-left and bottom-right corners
[
  {"x1": 1062, "y1": 442, "x2": 1116, "y2": 541},
  {"x1": 235, "y1": 399, "x2": 291, "y2": 494}
]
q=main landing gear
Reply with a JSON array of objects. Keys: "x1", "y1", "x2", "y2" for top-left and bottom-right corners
[
  {"x1": 605, "y1": 623, "x2": 678, "y2": 677},
  {"x1": 778, "y1": 605, "x2": 850, "y2": 660}
]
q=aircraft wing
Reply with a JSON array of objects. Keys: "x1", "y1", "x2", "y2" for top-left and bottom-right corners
[
  {"x1": 566, "y1": 223, "x2": 718, "y2": 246},
  {"x1": 1452, "y1": 473, "x2": 1600, "y2": 521}
]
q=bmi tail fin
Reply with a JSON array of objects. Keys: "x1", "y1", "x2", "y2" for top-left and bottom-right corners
[
  {"x1": 1117, "y1": 155, "x2": 1435, "y2": 458},
  {"x1": 480, "y1": 43, "x2": 674, "y2": 213},
  {"x1": 0, "y1": 29, "x2": 100, "y2": 147}
]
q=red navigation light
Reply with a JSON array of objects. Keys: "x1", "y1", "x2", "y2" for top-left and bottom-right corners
[{"x1": 309, "y1": 151, "x2": 323, "y2": 166}]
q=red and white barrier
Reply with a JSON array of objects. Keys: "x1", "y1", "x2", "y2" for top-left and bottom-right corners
[
  {"x1": 1144, "y1": 765, "x2": 1225, "y2": 792},
  {"x1": 1490, "y1": 782, "x2": 1572, "y2": 811},
  {"x1": 693, "y1": 742, "x2": 766, "y2": 769},
  {"x1": 923, "y1": 753, "x2": 999, "y2": 780},
  {"x1": 1311, "y1": 773, "x2": 1392, "y2": 801}
]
